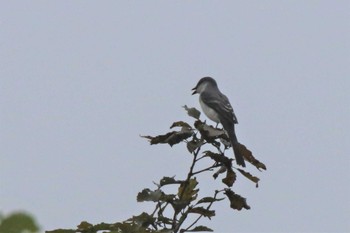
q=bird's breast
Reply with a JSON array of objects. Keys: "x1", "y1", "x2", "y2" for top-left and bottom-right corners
[{"x1": 199, "y1": 98, "x2": 220, "y2": 123}]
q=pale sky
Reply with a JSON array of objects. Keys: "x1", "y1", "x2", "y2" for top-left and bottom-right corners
[{"x1": 1, "y1": 1, "x2": 349, "y2": 232}]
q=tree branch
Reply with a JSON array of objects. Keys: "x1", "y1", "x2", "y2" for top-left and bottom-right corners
[
  {"x1": 173, "y1": 146, "x2": 201, "y2": 233},
  {"x1": 183, "y1": 190, "x2": 221, "y2": 232},
  {"x1": 192, "y1": 163, "x2": 222, "y2": 176}
]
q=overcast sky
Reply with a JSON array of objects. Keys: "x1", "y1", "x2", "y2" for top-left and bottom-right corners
[{"x1": 1, "y1": 1, "x2": 349, "y2": 232}]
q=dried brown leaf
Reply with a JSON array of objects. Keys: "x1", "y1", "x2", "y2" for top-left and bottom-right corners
[
  {"x1": 203, "y1": 151, "x2": 232, "y2": 168},
  {"x1": 188, "y1": 207, "x2": 215, "y2": 218},
  {"x1": 170, "y1": 121, "x2": 192, "y2": 130},
  {"x1": 183, "y1": 105, "x2": 201, "y2": 119},
  {"x1": 237, "y1": 168, "x2": 260, "y2": 187},
  {"x1": 224, "y1": 189, "x2": 250, "y2": 210},
  {"x1": 141, "y1": 128, "x2": 193, "y2": 147},
  {"x1": 222, "y1": 168, "x2": 236, "y2": 187},
  {"x1": 194, "y1": 120, "x2": 225, "y2": 143},
  {"x1": 237, "y1": 143, "x2": 267, "y2": 170}
]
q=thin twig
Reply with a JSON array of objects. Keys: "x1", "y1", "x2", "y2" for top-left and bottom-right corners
[
  {"x1": 183, "y1": 190, "x2": 222, "y2": 232},
  {"x1": 192, "y1": 164, "x2": 222, "y2": 176},
  {"x1": 172, "y1": 147, "x2": 201, "y2": 233}
]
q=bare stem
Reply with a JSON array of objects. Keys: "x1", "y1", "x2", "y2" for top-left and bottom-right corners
[
  {"x1": 192, "y1": 164, "x2": 221, "y2": 176},
  {"x1": 172, "y1": 147, "x2": 201, "y2": 233},
  {"x1": 183, "y1": 190, "x2": 221, "y2": 232}
]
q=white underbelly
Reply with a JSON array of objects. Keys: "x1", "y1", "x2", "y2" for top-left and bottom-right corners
[{"x1": 199, "y1": 98, "x2": 220, "y2": 123}]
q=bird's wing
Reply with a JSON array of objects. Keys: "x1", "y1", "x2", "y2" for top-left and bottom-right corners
[{"x1": 201, "y1": 90, "x2": 238, "y2": 124}]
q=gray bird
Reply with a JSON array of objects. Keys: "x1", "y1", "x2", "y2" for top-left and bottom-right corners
[{"x1": 192, "y1": 77, "x2": 245, "y2": 167}]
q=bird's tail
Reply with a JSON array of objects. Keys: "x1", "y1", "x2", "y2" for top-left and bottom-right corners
[{"x1": 227, "y1": 125, "x2": 246, "y2": 167}]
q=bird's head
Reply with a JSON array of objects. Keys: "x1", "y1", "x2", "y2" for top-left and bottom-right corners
[{"x1": 192, "y1": 77, "x2": 217, "y2": 95}]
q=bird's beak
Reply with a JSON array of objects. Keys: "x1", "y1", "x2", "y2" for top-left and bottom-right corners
[{"x1": 191, "y1": 87, "x2": 197, "y2": 95}]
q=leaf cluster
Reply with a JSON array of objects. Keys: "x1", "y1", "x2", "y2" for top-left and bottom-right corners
[
  {"x1": 47, "y1": 106, "x2": 266, "y2": 233},
  {"x1": 0, "y1": 212, "x2": 40, "y2": 233}
]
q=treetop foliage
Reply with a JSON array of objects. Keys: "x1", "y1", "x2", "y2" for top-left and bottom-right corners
[
  {"x1": 47, "y1": 106, "x2": 266, "y2": 233},
  {"x1": 0, "y1": 211, "x2": 40, "y2": 233}
]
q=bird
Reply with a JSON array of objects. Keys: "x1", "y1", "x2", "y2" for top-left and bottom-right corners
[{"x1": 192, "y1": 77, "x2": 245, "y2": 167}]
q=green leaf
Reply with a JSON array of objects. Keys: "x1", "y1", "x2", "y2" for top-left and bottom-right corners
[
  {"x1": 90, "y1": 222, "x2": 124, "y2": 232},
  {"x1": 154, "y1": 229, "x2": 173, "y2": 233},
  {"x1": 187, "y1": 225, "x2": 213, "y2": 232},
  {"x1": 183, "y1": 105, "x2": 201, "y2": 119},
  {"x1": 45, "y1": 230, "x2": 76, "y2": 233},
  {"x1": 224, "y1": 189, "x2": 250, "y2": 210},
  {"x1": 159, "y1": 193, "x2": 176, "y2": 202},
  {"x1": 157, "y1": 216, "x2": 173, "y2": 225},
  {"x1": 186, "y1": 138, "x2": 204, "y2": 153},
  {"x1": 237, "y1": 168, "x2": 260, "y2": 187},
  {"x1": 113, "y1": 222, "x2": 142, "y2": 233},
  {"x1": 189, "y1": 207, "x2": 215, "y2": 218},
  {"x1": 171, "y1": 199, "x2": 189, "y2": 214},
  {"x1": 0, "y1": 212, "x2": 40, "y2": 233},
  {"x1": 137, "y1": 188, "x2": 163, "y2": 202},
  {"x1": 170, "y1": 121, "x2": 192, "y2": 129},
  {"x1": 77, "y1": 221, "x2": 93, "y2": 230},
  {"x1": 159, "y1": 176, "x2": 181, "y2": 186},
  {"x1": 196, "y1": 197, "x2": 216, "y2": 204},
  {"x1": 196, "y1": 197, "x2": 224, "y2": 204},
  {"x1": 127, "y1": 212, "x2": 155, "y2": 228},
  {"x1": 178, "y1": 178, "x2": 199, "y2": 202}
]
